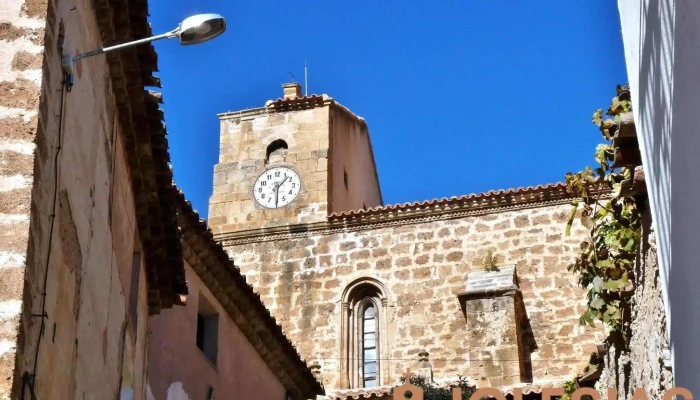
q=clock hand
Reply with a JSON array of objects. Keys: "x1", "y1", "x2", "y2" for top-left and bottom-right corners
[
  {"x1": 274, "y1": 181, "x2": 280, "y2": 207},
  {"x1": 275, "y1": 177, "x2": 289, "y2": 207}
]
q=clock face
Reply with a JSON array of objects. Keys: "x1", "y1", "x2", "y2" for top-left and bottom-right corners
[{"x1": 252, "y1": 167, "x2": 302, "y2": 209}]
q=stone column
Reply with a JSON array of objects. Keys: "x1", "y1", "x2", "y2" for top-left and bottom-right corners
[
  {"x1": 380, "y1": 297, "x2": 388, "y2": 386},
  {"x1": 339, "y1": 302, "x2": 350, "y2": 388}
]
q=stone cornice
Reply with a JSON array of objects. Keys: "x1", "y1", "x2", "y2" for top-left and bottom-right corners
[{"x1": 214, "y1": 184, "x2": 612, "y2": 246}]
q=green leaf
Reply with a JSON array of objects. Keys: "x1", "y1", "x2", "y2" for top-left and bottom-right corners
[
  {"x1": 590, "y1": 296, "x2": 605, "y2": 309},
  {"x1": 612, "y1": 182, "x2": 622, "y2": 197},
  {"x1": 592, "y1": 109, "x2": 603, "y2": 127},
  {"x1": 592, "y1": 276, "x2": 605, "y2": 292},
  {"x1": 623, "y1": 237, "x2": 638, "y2": 252}
]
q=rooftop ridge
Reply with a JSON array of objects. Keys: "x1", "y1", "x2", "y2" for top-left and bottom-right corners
[{"x1": 329, "y1": 181, "x2": 609, "y2": 219}]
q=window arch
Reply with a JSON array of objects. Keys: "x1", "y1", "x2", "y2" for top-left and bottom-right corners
[
  {"x1": 265, "y1": 139, "x2": 288, "y2": 164},
  {"x1": 340, "y1": 278, "x2": 388, "y2": 389}
]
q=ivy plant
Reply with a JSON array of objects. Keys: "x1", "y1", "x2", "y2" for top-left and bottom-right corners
[{"x1": 564, "y1": 84, "x2": 640, "y2": 338}]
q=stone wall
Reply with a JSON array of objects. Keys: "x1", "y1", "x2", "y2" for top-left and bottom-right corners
[
  {"x1": 221, "y1": 201, "x2": 608, "y2": 392},
  {"x1": 593, "y1": 209, "x2": 673, "y2": 399},
  {"x1": 0, "y1": 0, "x2": 48, "y2": 397},
  {"x1": 210, "y1": 105, "x2": 331, "y2": 233},
  {"x1": 148, "y1": 261, "x2": 288, "y2": 400},
  {"x1": 1, "y1": 1, "x2": 154, "y2": 398},
  {"x1": 210, "y1": 91, "x2": 384, "y2": 234}
]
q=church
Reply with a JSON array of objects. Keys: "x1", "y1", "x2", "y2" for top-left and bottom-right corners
[{"x1": 206, "y1": 83, "x2": 605, "y2": 399}]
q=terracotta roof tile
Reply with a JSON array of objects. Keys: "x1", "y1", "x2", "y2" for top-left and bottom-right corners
[
  {"x1": 325, "y1": 385, "x2": 394, "y2": 399},
  {"x1": 93, "y1": 0, "x2": 186, "y2": 313},
  {"x1": 325, "y1": 380, "x2": 567, "y2": 400},
  {"x1": 330, "y1": 183, "x2": 574, "y2": 219}
]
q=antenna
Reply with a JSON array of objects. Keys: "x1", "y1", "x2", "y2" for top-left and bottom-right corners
[
  {"x1": 304, "y1": 61, "x2": 308, "y2": 96},
  {"x1": 287, "y1": 72, "x2": 296, "y2": 82}
]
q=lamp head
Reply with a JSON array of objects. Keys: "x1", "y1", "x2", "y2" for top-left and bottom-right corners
[{"x1": 177, "y1": 13, "x2": 226, "y2": 45}]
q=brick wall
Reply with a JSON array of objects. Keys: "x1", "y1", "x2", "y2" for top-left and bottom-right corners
[
  {"x1": 221, "y1": 201, "x2": 608, "y2": 391},
  {"x1": 0, "y1": 0, "x2": 47, "y2": 397}
]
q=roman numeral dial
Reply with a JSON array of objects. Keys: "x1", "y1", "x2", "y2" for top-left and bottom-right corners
[{"x1": 252, "y1": 167, "x2": 302, "y2": 209}]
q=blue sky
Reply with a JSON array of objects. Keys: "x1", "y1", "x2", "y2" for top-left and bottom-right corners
[{"x1": 148, "y1": 1, "x2": 627, "y2": 219}]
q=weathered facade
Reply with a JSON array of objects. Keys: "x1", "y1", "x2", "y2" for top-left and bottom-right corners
[
  {"x1": 148, "y1": 190, "x2": 324, "y2": 400},
  {"x1": 1, "y1": 1, "x2": 322, "y2": 400},
  {"x1": 209, "y1": 84, "x2": 608, "y2": 398}
]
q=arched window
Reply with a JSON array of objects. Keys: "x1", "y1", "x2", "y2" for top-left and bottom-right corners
[
  {"x1": 360, "y1": 301, "x2": 378, "y2": 387},
  {"x1": 340, "y1": 278, "x2": 388, "y2": 389},
  {"x1": 265, "y1": 139, "x2": 288, "y2": 164}
]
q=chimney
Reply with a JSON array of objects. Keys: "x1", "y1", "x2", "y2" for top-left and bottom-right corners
[{"x1": 282, "y1": 82, "x2": 302, "y2": 99}]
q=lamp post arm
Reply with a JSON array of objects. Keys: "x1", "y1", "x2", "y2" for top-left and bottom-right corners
[
  {"x1": 72, "y1": 29, "x2": 179, "y2": 64},
  {"x1": 62, "y1": 27, "x2": 179, "y2": 87}
]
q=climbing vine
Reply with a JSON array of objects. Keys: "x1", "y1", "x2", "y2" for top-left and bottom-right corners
[{"x1": 564, "y1": 84, "x2": 641, "y2": 338}]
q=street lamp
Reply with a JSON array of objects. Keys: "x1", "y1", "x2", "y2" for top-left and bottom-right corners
[{"x1": 62, "y1": 13, "x2": 226, "y2": 85}]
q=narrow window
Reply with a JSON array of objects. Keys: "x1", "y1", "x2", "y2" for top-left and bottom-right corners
[
  {"x1": 196, "y1": 294, "x2": 219, "y2": 366},
  {"x1": 344, "y1": 169, "x2": 349, "y2": 190},
  {"x1": 342, "y1": 279, "x2": 386, "y2": 389},
  {"x1": 362, "y1": 304, "x2": 378, "y2": 388}
]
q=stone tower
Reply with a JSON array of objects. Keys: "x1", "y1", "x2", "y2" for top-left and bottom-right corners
[{"x1": 208, "y1": 83, "x2": 383, "y2": 234}]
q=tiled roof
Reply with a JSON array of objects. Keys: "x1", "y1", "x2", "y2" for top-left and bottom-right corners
[
  {"x1": 330, "y1": 183, "x2": 570, "y2": 218},
  {"x1": 266, "y1": 94, "x2": 328, "y2": 111},
  {"x1": 93, "y1": 0, "x2": 186, "y2": 313},
  {"x1": 324, "y1": 385, "x2": 393, "y2": 400},
  {"x1": 324, "y1": 380, "x2": 567, "y2": 400},
  {"x1": 173, "y1": 188, "x2": 324, "y2": 399},
  {"x1": 328, "y1": 182, "x2": 611, "y2": 222}
]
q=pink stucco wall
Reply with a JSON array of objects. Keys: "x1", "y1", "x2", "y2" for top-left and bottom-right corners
[{"x1": 148, "y1": 261, "x2": 287, "y2": 400}]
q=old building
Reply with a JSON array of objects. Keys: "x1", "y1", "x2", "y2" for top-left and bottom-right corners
[
  {"x1": 0, "y1": 1, "x2": 321, "y2": 399},
  {"x1": 208, "y1": 83, "x2": 608, "y2": 398},
  {"x1": 148, "y1": 189, "x2": 323, "y2": 400},
  {"x1": 0, "y1": 0, "x2": 187, "y2": 398}
]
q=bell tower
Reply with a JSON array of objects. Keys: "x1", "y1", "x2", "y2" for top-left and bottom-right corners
[{"x1": 207, "y1": 83, "x2": 383, "y2": 235}]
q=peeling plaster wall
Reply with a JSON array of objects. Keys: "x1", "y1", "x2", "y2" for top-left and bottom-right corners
[
  {"x1": 148, "y1": 262, "x2": 287, "y2": 400},
  {"x1": 1, "y1": 0, "x2": 152, "y2": 398}
]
